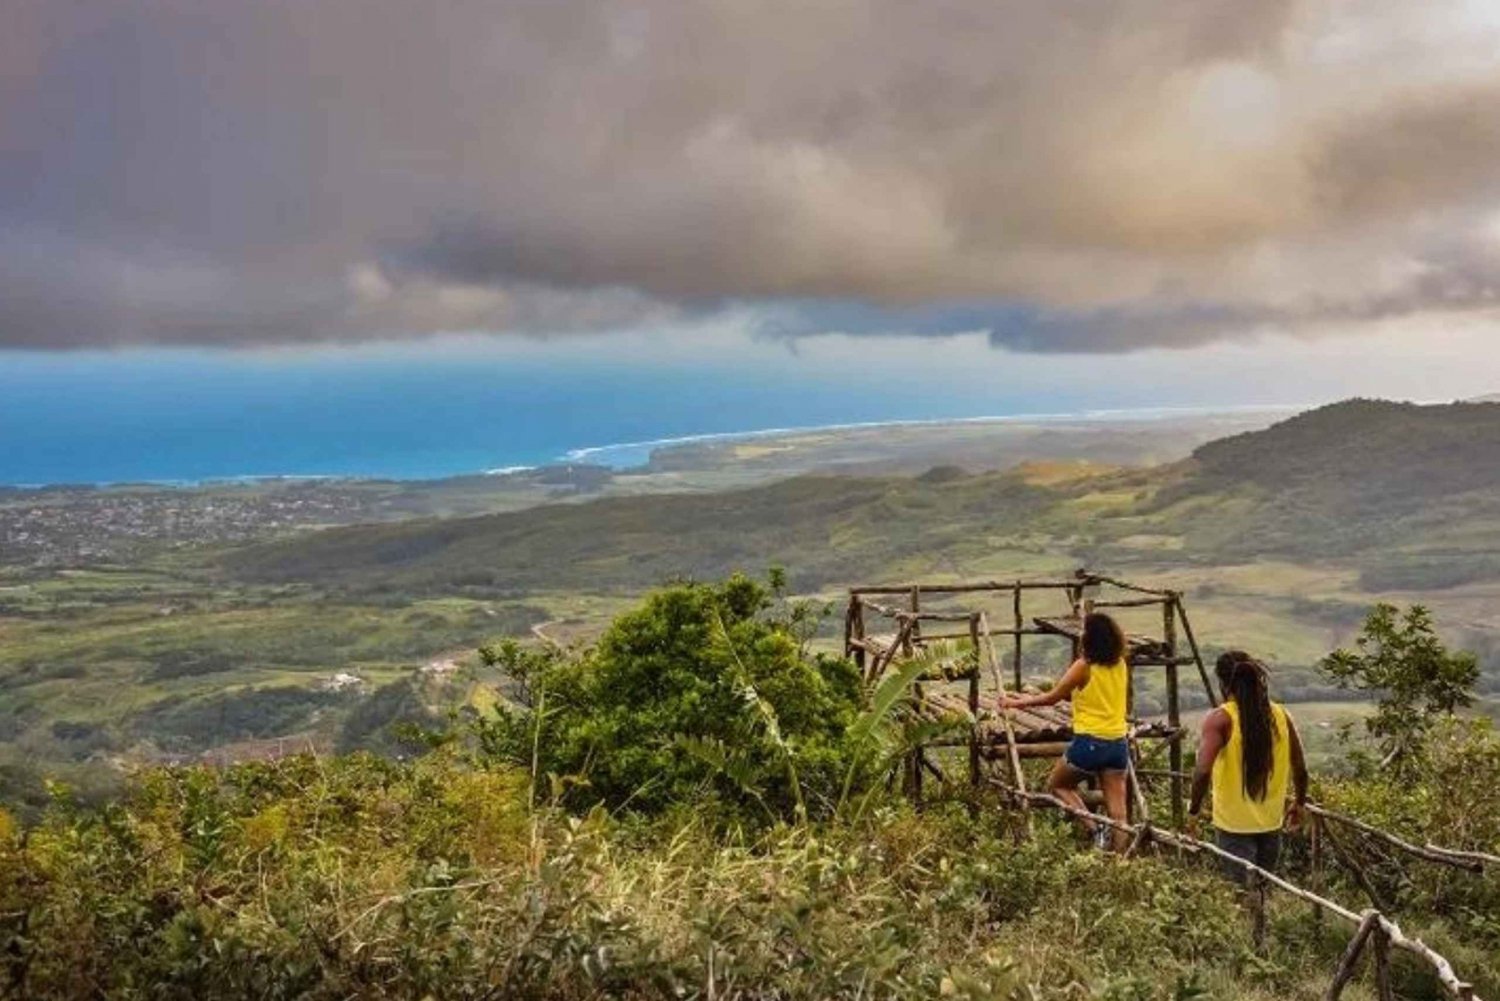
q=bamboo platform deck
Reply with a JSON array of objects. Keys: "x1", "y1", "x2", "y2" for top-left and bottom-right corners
[{"x1": 917, "y1": 690, "x2": 1180, "y2": 751}]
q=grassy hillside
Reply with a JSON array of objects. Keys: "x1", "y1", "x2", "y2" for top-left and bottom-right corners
[
  {"x1": 0, "y1": 566, "x2": 547, "y2": 809},
  {"x1": 212, "y1": 399, "x2": 1500, "y2": 715},
  {"x1": 222, "y1": 400, "x2": 1500, "y2": 591},
  {"x1": 1168, "y1": 399, "x2": 1500, "y2": 571},
  {"x1": 219, "y1": 472, "x2": 1078, "y2": 594},
  {"x1": 2, "y1": 577, "x2": 1497, "y2": 1000}
]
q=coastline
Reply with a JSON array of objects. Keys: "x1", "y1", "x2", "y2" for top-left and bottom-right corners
[
  {"x1": 559, "y1": 403, "x2": 1306, "y2": 467},
  {"x1": 1, "y1": 403, "x2": 1305, "y2": 490}
]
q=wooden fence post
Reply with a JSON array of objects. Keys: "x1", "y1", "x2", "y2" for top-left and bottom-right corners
[{"x1": 1326, "y1": 911, "x2": 1380, "y2": 1000}]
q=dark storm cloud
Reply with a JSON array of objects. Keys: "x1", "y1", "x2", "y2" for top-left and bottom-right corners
[{"x1": 3, "y1": 0, "x2": 1500, "y2": 350}]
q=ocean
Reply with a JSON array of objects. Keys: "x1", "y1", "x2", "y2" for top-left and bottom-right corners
[
  {"x1": 0, "y1": 325, "x2": 1464, "y2": 486},
  {"x1": 0, "y1": 350, "x2": 1093, "y2": 485}
]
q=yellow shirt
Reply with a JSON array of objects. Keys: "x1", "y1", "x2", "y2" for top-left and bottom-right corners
[
  {"x1": 1071, "y1": 658, "x2": 1129, "y2": 740},
  {"x1": 1212, "y1": 700, "x2": 1292, "y2": 834}
]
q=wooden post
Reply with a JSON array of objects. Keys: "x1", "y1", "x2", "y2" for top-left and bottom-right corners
[
  {"x1": 848, "y1": 595, "x2": 866, "y2": 676},
  {"x1": 912, "y1": 668, "x2": 925, "y2": 806},
  {"x1": 1066, "y1": 585, "x2": 1083, "y2": 658},
  {"x1": 1326, "y1": 912, "x2": 1380, "y2": 1000},
  {"x1": 968, "y1": 614, "x2": 982, "y2": 790},
  {"x1": 1174, "y1": 596, "x2": 1219, "y2": 708},
  {"x1": 1373, "y1": 928, "x2": 1395, "y2": 1001},
  {"x1": 1011, "y1": 583, "x2": 1023, "y2": 691},
  {"x1": 906, "y1": 586, "x2": 920, "y2": 655},
  {"x1": 979, "y1": 613, "x2": 1031, "y2": 834},
  {"x1": 1164, "y1": 594, "x2": 1183, "y2": 828}
]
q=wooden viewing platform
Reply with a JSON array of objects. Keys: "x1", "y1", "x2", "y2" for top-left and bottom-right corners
[
  {"x1": 843, "y1": 569, "x2": 1217, "y2": 825},
  {"x1": 845, "y1": 570, "x2": 1493, "y2": 999}
]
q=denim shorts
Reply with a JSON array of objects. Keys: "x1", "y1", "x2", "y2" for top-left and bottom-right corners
[{"x1": 1064, "y1": 735, "x2": 1129, "y2": 773}]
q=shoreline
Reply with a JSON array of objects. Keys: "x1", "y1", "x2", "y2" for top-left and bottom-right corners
[
  {"x1": 560, "y1": 403, "x2": 1304, "y2": 466},
  {"x1": 0, "y1": 402, "x2": 1305, "y2": 491}
]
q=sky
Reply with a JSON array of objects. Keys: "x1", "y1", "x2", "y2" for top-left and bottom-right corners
[{"x1": 4, "y1": 0, "x2": 1500, "y2": 431}]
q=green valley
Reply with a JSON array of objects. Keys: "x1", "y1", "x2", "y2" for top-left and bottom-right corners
[{"x1": 4, "y1": 400, "x2": 1500, "y2": 809}]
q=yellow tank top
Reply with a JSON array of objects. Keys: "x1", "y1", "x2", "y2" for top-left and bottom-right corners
[
  {"x1": 1071, "y1": 658, "x2": 1128, "y2": 740},
  {"x1": 1212, "y1": 700, "x2": 1292, "y2": 834}
]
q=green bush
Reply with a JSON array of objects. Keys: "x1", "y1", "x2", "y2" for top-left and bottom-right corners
[
  {"x1": 1319, "y1": 603, "x2": 1479, "y2": 772},
  {"x1": 0, "y1": 759, "x2": 1320, "y2": 1001},
  {"x1": 474, "y1": 574, "x2": 863, "y2": 822},
  {"x1": 1315, "y1": 718, "x2": 1500, "y2": 953}
]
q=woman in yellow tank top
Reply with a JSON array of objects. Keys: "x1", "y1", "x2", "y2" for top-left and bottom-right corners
[
  {"x1": 1189, "y1": 652, "x2": 1309, "y2": 881},
  {"x1": 1000, "y1": 612, "x2": 1131, "y2": 850}
]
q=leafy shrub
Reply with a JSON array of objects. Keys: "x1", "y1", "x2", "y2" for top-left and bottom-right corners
[
  {"x1": 145, "y1": 648, "x2": 247, "y2": 681},
  {"x1": 473, "y1": 574, "x2": 863, "y2": 823},
  {"x1": 1319, "y1": 603, "x2": 1479, "y2": 772},
  {"x1": 1315, "y1": 718, "x2": 1500, "y2": 951}
]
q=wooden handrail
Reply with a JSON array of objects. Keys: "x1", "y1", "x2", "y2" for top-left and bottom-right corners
[{"x1": 991, "y1": 781, "x2": 1481, "y2": 999}]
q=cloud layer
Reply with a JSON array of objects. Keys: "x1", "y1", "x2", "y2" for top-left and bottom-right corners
[{"x1": 4, "y1": 0, "x2": 1500, "y2": 350}]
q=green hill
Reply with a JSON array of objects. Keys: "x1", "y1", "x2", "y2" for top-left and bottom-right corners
[
  {"x1": 1191, "y1": 398, "x2": 1500, "y2": 501},
  {"x1": 221, "y1": 398, "x2": 1500, "y2": 595},
  {"x1": 1163, "y1": 399, "x2": 1500, "y2": 579},
  {"x1": 220, "y1": 472, "x2": 1065, "y2": 594}
]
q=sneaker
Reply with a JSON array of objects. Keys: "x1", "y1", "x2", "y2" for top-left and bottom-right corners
[{"x1": 1092, "y1": 823, "x2": 1110, "y2": 851}]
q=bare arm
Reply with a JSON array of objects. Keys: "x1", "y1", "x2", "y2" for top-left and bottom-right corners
[
  {"x1": 1285, "y1": 712, "x2": 1309, "y2": 829},
  {"x1": 1189, "y1": 708, "x2": 1230, "y2": 817},
  {"x1": 999, "y1": 658, "x2": 1089, "y2": 709}
]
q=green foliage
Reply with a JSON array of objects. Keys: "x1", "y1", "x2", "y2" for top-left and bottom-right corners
[
  {"x1": 133, "y1": 686, "x2": 343, "y2": 753},
  {"x1": 335, "y1": 677, "x2": 439, "y2": 756},
  {"x1": 474, "y1": 575, "x2": 863, "y2": 822},
  {"x1": 1319, "y1": 603, "x2": 1479, "y2": 771},
  {"x1": 1315, "y1": 718, "x2": 1500, "y2": 965},
  {"x1": 1, "y1": 678, "x2": 1497, "y2": 999},
  {"x1": 0, "y1": 760, "x2": 1352, "y2": 1001}
]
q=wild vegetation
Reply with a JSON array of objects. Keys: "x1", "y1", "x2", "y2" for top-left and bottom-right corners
[
  {"x1": 1, "y1": 575, "x2": 1496, "y2": 1000},
  {"x1": 4, "y1": 399, "x2": 1500, "y2": 819}
]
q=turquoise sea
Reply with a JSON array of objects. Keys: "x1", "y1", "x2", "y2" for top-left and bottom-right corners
[{"x1": 0, "y1": 326, "x2": 1462, "y2": 486}]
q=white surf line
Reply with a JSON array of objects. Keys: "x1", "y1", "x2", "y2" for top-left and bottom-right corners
[{"x1": 559, "y1": 402, "x2": 1310, "y2": 465}]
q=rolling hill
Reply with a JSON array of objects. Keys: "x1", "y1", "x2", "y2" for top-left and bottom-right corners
[{"x1": 220, "y1": 398, "x2": 1500, "y2": 596}]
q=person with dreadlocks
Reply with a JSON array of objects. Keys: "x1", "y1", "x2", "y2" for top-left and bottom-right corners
[{"x1": 1188, "y1": 651, "x2": 1309, "y2": 880}]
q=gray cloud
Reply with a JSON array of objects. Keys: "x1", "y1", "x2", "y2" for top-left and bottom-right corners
[{"x1": 3, "y1": 0, "x2": 1500, "y2": 350}]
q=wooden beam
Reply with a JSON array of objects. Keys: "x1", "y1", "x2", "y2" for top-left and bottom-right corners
[
  {"x1": 1308, "y1": 805, "x2": 1486, "y2": 873},
  {"x1": 1164, "y1": 595, "x2": 1183, "y2": 828},
  {"x1": 979, "y1": 612, "x2": 1030, "y2": 831},
  {"x1": 1173, "y1": 595, "x2": 1219, "y2": 708},
  {"x1": 1095, "y1": 596, "x2": 1173, "y2": 609},
  {"x1": 1012, "y1": 582, "x2": 1024, "y2": 692},
  {"x1": 850, "y1": 580, "x2": 1087, "y2": 595}
]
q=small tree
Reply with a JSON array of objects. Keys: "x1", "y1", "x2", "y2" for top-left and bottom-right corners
[
  {"x1": 1319, "y1": 603, "x2": 1478, "y2": 772},
  {"x1": 474, "y1": 574, "x2": 862, "y2": 823}
]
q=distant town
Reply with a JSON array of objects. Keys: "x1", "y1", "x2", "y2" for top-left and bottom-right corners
[{"x1": 0, "y1": 484, "x2": 391, "y2": 565}]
